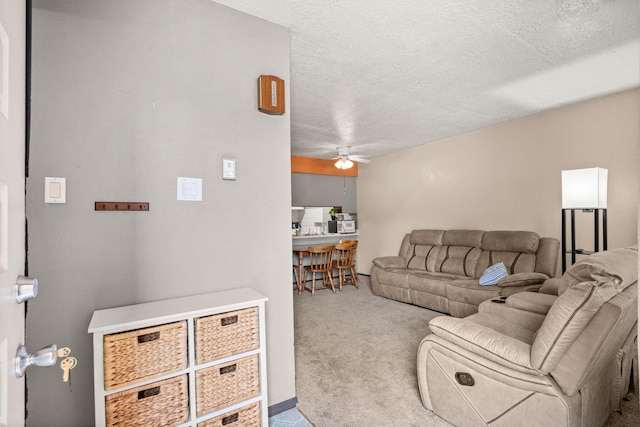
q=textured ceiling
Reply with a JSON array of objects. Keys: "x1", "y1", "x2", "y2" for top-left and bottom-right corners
[{"x1": 214, "y1": 0, "x2": 640, "y2": 161}]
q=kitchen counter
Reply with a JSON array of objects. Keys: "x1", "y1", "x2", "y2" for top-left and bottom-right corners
[{"x1": 292, "y1": 232, "x2": 358, "y2": 247}]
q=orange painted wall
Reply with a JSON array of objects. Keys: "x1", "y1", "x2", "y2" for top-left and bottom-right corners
[{"x1": 291, "y1": 155, "x2": 358, "y2": 176}]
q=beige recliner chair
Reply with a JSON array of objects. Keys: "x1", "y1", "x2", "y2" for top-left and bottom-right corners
[{"x1": 417, "y1": 246, "x2": 638, "y2": 427}]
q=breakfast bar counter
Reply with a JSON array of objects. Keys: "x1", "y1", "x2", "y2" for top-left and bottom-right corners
[{"x1": 292, "y1": 232, "x2": 359, "y2": 246}]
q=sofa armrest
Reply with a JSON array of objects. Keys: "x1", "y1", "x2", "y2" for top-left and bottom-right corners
[
  {"x1": 428, "y1": 315, "x2": 534, "y2": 371},
  {"x1": 496, "y1": 272, "x2": 549, "y2": 288},
  {"x1": 539, "y1": 278, "x2": 564, "y2": 295},
  {"x1": 505, "y1": 292, "x2": 557, "y2": 315},
  {"x1": 372, "y1": 256, "x2": 406, "y2": 269},
  {"x1": 478, "y1": 299, "x2": 547, "y2": 331}
]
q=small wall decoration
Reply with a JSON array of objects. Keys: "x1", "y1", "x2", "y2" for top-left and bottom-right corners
[{"x1": 257, "y1": 75, "x2": 285, "y2": 115}]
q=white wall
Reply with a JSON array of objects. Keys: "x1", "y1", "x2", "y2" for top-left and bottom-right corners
[
  {"x1": 357, "y1": 89, "x2": 639, "y2": 276},
  {"x1": 27, "y1": 1, "x2": 294, "y2": 426}
]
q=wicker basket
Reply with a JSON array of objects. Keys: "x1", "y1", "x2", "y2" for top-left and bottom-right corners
[
  {"x1": 197, "y1": 402, "x2": 261, "y2": 427},
  {"x1": 103, "y1": 320, "x2": 188, "y2": 390},
  {"x1": 195, "y1": 308, "x2": 259, "y2": 364},
  {"x1": 105, "y1": 375, "x2": 189, "y2": 427},
  {"x1": 196, "y1": 355, "x2": 260, "y2": 416}
]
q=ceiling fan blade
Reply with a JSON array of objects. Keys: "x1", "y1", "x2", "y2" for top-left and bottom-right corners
[{"x1": 349, "y1": 155, "x2": 371, "y2": 164}]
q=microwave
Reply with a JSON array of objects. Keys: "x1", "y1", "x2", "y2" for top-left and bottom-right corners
[{"x1": 337, "y1": 220, "x2": 355, "y2": 233}]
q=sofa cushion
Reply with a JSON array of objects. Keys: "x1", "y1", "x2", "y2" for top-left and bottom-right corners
[
  {"x1": 559, "y1": 246, "x2": 639, "y2": 295},
  {"x1": 410, "y1": 229, "x2": 445, "y2": 245},
  {"x1": 475, "y1": 251, "x2": 537, "y2": 278},
  {"x1": 407, "y1": 244, "x2": 442, "y2": 271},
  {"x1": 446, "y1": 279, "x2": 501, "y2": 307},
  {"x1": 534, "y1": 237, "x2": 561, "y2": 278},
  {"x1": 435, "y1": 246, "x2": 482, "y2": 277},
  {"x1": 376, "y1": 268, "x2": 410, "y2": 289},
  {"x1": 468, "y1": 312, "x2": 538, "y2": 345},
  {"x1": 428, "y1": 315, "x2": 535, "y2": 371},
  {"x1": 442, "y1": 230, "x2": 484, "y2": 247},
  {"x1": 482, "y1": 231, "x2": 540, "y2": 253},
  {"x1": 407, "y1": 271, "x2": 466, "y2": 297},
  {"x1": 531, "y1": 280, "x2": 618, "y2": 373},
  {"x1": 473, "y1": 231, "x2": 541, "y2": 278},
  {"x1": 406, "y1": 230, "x2": 445, "y2": 272}
]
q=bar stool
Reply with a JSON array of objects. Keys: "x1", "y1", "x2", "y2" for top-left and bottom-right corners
[
  {"x1": 292, "y1": 247, "x2": 309, "y2": 293},
  {"x1": 303, "y1": 245, "x2": 336, "y2": 295},
  {"x1": 293, "y1": 265, "x2": 301, "y2": 292},
  {"x1": 334, "y1": 240, "x2": 358, "y2": 290}
]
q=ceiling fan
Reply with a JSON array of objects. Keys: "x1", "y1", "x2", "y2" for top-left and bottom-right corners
[{"x1": 332, "y1": 146, "x2": 370, "y2": 169}]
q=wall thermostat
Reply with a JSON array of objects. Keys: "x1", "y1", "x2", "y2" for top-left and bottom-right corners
[
  {"x1": 257, "y1": 75, "x2": 285, "y2": 115},
  {"x1": 222, "y1": 158, "x2": 236, "y2": 180}
]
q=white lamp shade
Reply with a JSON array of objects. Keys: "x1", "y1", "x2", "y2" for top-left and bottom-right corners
[
  {"x1": 561, "y1": 167, "x2": 608, "y2": 209},
  {"x1": 335, "y1": 158, "x2": 354, "y2": 170}
]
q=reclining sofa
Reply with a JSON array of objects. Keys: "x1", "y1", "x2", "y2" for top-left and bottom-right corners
[
  {"x1": 417, "y1": 246, "x2": 638, "y2": 427},
  {"x1": 370, "y1": 229, "x2": 560, "y2": 317}
]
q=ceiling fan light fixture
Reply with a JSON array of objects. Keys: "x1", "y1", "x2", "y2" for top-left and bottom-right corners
[{"x1": 335, "y1": 158, "x2": 354, "y2": 170}]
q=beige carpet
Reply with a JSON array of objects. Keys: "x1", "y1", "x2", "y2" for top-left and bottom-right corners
[{"x1": 293, "y1": 275, "x2": 639, "y2": 427}]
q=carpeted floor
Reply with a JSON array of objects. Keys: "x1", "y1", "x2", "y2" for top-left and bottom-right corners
[{"x1": 293, "y1": 275, "x2": 639, "y2": 426}]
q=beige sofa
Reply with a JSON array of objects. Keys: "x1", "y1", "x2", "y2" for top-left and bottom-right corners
[
  {"x1": 417, "y1": 246, "x2": 638, "y2": 427},
  {"x1": 370, "y1": 229, "x2": 560, "y2": 317}
]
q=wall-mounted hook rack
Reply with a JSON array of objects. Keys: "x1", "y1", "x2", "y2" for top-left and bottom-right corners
[{"x1": 95, "y1": 202, "x2": 149, "y2": 211}]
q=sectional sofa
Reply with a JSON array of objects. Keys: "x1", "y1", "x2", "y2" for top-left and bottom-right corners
[
  {"x1": 417, "y1": 245, "x2": 638, "y2": 426},
  {"x1": 370, "y1": 229, "x2": 560, "y2": 317}
]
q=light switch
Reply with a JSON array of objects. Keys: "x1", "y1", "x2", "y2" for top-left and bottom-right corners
[
  {"x1": 222, "y1": 158, "x2": 236, "y2": 180},
  {"x1": 45, "y1": 177, "x2": 66, "y2": 204},
  {"x1": 50, "y1": 182, "x2": 61, "y2": 198},
  {"x1": 177, "y1": 177, "x2": 202, "y2": 201}
]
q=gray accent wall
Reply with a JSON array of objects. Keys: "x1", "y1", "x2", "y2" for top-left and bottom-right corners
[
  {"x1": 291, "y1": 173, "x2": 357, "y2": 213},
  {"x1": 27, "y1": 1, "x2": 294, "y2": 426}
]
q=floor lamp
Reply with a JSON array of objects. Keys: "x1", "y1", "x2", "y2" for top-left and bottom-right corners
[{"x1": 561, "y1": 167, "x2": 608, "y2": 273}]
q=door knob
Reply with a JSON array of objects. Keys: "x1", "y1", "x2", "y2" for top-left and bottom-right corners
[
  {"x1": 15, "y1": 275, "x2": 38, "y2": 303},
  {"x1": 14, "y1": 344, "x2": 57, "y2": 378}
]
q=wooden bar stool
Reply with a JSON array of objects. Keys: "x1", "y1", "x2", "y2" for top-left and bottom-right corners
[
  {"x1": 292, "y1": 247, "x2": 309, "y2": 293},
  {"x1": 335, "y1": 241, "x2": 358, "y2": 290},
  {"x1": 293, "y1": 265, "x2": 301, "y2": 292},
  {"x1": 303, "y1": 245, "x2": 336, "y2": 295}
]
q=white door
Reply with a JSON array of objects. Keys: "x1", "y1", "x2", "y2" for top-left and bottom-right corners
[{"x1": 0, "y1": 1, "x2": 27, "y2": 426}]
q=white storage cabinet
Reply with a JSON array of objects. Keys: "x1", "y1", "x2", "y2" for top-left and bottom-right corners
[{"x1": 88, "y1": 288, "x2": 268, "y2": 427}]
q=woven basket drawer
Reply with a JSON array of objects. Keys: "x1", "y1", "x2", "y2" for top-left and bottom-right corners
[
  {"x1": 197, "y1": 402, "x2": 261, "y2": 427},
  {"x1": 196, "y1": 355, "x2": 260, "y2": 416},
  {"x1": 103, "y1": 320, "x2": 188, "y2": 390},
  {"x1": 105, "y1": 375, "x2": 189, "y2": 427},
  {"x1": 195, "y1": 307, "x2": 259, "y2": 364}
]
